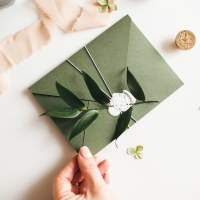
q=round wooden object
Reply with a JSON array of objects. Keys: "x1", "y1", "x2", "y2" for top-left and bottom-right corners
[{"x1": 175, "y1": 30, "x2": 196, "y2": 50}]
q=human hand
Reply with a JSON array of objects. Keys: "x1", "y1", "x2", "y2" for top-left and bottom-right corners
[{"x1": 53, "y1": 146, "x2": 114, "y2": 200}]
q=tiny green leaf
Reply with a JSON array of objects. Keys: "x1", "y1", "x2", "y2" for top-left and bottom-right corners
[
  {"x1": 82, "y1": 71, "x2": 110, "y2": 106},
  {"x1": 108, "y1": 3, "x2": 117, "y2": 11},
  {"x1": 127, "y1": 68, "x2": 145, "y2": 101},
  {"x1": 56, "y1": 82, "x2": 85, "y2": 110},
  {"x1": 98, "y1": 0, "x2": 107, "y2": 6},
  {"x1": 127, "y1": 147, "x2": 135, "y2": 155},
  {"x1": 41, "y1": 108, "x2": 81, "y2": 119},
  {"x1": 136, "y1": 145, "x2": 144, "y2": 152},
  {"x1": 113, "y1": 107, "x2": 133, "y2": 140},
  {"x1": 70, "y1": 110, "x2": 99, "y2": 140},
  {"x1": 135, "y1": 152, "x2": 143, "y2": 159},
  {"x1": 99, "y1": 5, "x2": 109, "y2": 12}
]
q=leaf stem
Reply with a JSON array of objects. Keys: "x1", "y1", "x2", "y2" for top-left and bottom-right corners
[
  {"x1": 82, "y1": 130, "x2": 86, "y2": 146},
  {"x1": 134, "y1": 100, "x2": 159, "y2": 105},
  {"x1": 115, "y1": 139, "x2": 119, "y2": 148},
  {"x1": 82, "y1": 100, "x2": 90, "y2": 146}
]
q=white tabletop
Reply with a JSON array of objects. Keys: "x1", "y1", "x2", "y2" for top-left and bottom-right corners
[{"x1": 0, "y1": 0, "x2": 200, "y2": 200}]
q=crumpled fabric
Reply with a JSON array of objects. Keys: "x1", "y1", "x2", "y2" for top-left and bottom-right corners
[{"x1": 0, "y1": 0, "x2": 111, "y2": 94}]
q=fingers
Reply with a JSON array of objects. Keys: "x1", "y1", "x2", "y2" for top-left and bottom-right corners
[
  {"x1": 103, "y1": 172, "x2": 110, "y2": 184},
  {"x1": 53, "y1": 156, "x2": 79, "y2": 199},
  {"x1": 75, "y1": 158, "x2": 110, "y2": 194},
  {"x1": 72, "y1": 156, "x2": 110, "y2": 184},
  {"x1": 78, "y1": 171, "x2": 110, "y2": 194},
  {"x1": 72, "y1": 156, "x2": 100, "y2": 183},
  {"x1": 98, "y1": 159, "x2": 110, "y2": 177},
  {"x1": 54, "y1": 146, "x2": 111, "y2": 199},
  {"x1": 56, "y1": 156, "x2": 79, "y2": 182},
  {"x1": 78, "y1": 146, "x2": 105, "y2": 190}
]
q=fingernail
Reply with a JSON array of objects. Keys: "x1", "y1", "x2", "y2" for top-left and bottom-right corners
[{"x1": 79, "y1": 146, "x2": 92, "y2": 158}]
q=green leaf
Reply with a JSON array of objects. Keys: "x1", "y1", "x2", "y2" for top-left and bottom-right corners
[
  {"x1": 56, "y1": 82, "x2": 85, "y2": 110},
  {"x1": 113, "y1": 107, "x2": 133, "y2": 140},
  {"x1": 41, "y1": 108, "x2": 81, "y2": 119},
  {"x1": 127, "y1": 147, "x2": 135, "y2": 155},
  {"x1": 127, "y1": 68, "x2": 145, "y2": 101},
  {"x1": 70, "y1": 110, "x2": 99, "y2": 140},
  {"x1": 136, "y1": 145, "x2": 144, "y2": 152},
  {"x1": 99, "y1": 5, "x2": 109, "y2": 12},
  {"x1": 135, "y1": 152, "x2": 143, "y2": 159},
  {"x1": 108, "y1": 3, "x2": 117, "y2": 11},
  {"x1": 82, "y1": 71, "x2": 110, "y2": 106},
  {"x1": 98, "y1": 0, "x2": 107, "y2": 5}
]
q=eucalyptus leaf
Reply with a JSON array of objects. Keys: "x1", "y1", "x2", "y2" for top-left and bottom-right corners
[
  {"x1": 82, "y1": 71, "x2": 110, "y2": 106},
  {"x1": 56, "y1": 82, "x2": 86, "y2": 110},
  {"x1": 127, "y1": 68, "x2": 145, "y2": 101},
  {"x1": 41, "y1": 108, "x2": 81, "y2": 119},
  {"x1": 70, "y1": 110, "x2": 99, "y2": 140},
  {"x1": 113, "y1": 107, "x2": 133, "y2": 140}
]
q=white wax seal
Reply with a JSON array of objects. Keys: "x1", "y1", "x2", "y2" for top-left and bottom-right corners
[{"x1": 108, "y1": 90, "x2": 136, "y2": 116}]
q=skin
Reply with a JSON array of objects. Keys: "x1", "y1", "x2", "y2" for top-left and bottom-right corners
[{"x1": 53, "y1": 146, "x2": 114, "y2": 200}]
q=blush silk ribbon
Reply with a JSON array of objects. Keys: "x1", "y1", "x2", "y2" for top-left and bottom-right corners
[{"x1": 0, "y1": 0, "x2": 111, "y2": 94}]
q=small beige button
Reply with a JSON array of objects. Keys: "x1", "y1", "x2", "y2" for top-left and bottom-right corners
[{"x1": 175, "y1": 30, "x2": 196, "y2": 50}]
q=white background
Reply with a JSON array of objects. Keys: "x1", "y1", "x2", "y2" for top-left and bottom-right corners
[{"x1": 0, "y1": 0, "x2": 200, "y2": 199}]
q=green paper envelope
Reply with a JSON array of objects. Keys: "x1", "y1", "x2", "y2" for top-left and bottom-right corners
[{"x1": 29, "y1": 15, "x2": 183, "y2": 154}]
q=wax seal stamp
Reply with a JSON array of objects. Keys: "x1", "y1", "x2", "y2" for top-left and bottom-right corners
[{"x1": 175, "y1": 30, "x2": 196, "y2": 50}]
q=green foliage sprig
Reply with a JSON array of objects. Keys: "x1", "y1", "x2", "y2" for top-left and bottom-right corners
[{"x1": 41, "y1": 68, "x2": 158, "y2": 141}]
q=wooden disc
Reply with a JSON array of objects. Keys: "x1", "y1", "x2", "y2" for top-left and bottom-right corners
[{"x1": 175, "y1": 30, "x2": 196, "y2": 50}]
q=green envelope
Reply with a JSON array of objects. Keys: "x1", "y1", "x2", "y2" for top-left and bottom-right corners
[{"x1": 29, "y1": 15, "x2": 183, "y2": 154}]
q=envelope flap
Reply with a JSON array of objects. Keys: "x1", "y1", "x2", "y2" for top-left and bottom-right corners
[
  {"x1": 126, "y1": 18, "x2": 183, "y2": 120},
  {"x1": 30, "y1": 15, "x2": 132, "y2": 97}
]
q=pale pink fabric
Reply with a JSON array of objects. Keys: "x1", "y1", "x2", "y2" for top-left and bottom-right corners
[{"x1": 0, "y1": 0, "x2": 111, "y2": 93}]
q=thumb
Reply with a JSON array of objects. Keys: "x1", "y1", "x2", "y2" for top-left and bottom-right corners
[{"x1": 78, "y1": 146, "x2": 105, "y2": 190}]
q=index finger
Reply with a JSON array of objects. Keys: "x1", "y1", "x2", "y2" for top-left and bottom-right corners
[{"x1": 57, "y1": 155, "x2": 79, "y2": 182}]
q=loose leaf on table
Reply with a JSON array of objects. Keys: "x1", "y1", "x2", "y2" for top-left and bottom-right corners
[
  {"x1": 41, "y1": 108, "x2": 81, "y2": 119},
  {"x1": 82, "y1": 71, "x2": 110, "y2": 106},
  {"x1": 136, "y1": 145, "x2": 144, "y2": 152},
  {"x1": 108, "y1": 3, "x2": 117, "y2": 11},
  {"x1": 127, "y1": 68, "x2": 145, "y2": 101},
  {"x1": 70, "y1": 110, "x2": 99, "y2": 140},
  {"x1": 135, "y1": 152, "x2": 143, "y2": 159},
  {"x1": 56, "y1": 82, "x2": 86, "y2": 110},
  {"x1": 113, "y1": 107, "x2": 133, "y2": 140},
  {"x1": 127, "y1": 147, "x2": 136, "y2": 155},
  {"x1": 127, "y1": 145, "x2": 144, "y2": 159},
  {"x1": 99, "y1": 5, "x2": 109, "y2": 12}
]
